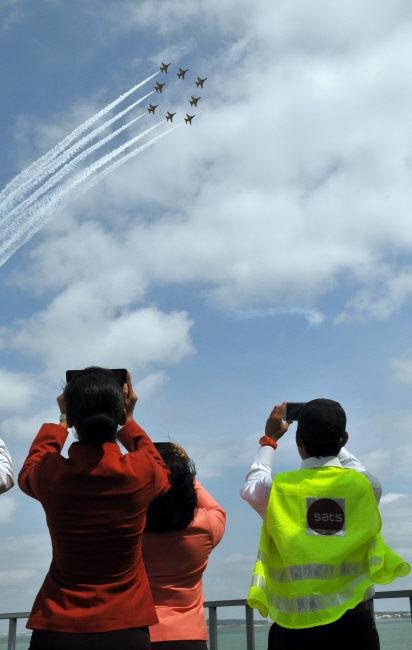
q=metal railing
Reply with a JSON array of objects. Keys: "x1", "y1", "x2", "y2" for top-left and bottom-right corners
[
  {"x1": 0, "y1": 590, "x2": 411, "y2": 650},
  {"x1": 204, "y1": 590, "x2": 412, "y2": 650}
]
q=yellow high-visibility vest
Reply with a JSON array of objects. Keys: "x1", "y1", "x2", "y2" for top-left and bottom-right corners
[{"x1": 247, "y1": 466, "x2": 410, "y2": 629}]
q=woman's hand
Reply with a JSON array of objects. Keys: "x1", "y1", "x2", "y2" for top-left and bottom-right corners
[
  {"x1": 56, "y1": 394, "x2": 68, "y2": 428},
  {"x1": 123, "y1": 371, "x2": 138, "y2": 422},
  {"x1": 265, "y1": 402, "x2": 290, "y2": 440}
]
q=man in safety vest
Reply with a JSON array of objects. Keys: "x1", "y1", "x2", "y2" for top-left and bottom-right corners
[{"x1": 241, "y1": 398, "x2": 410, "y2": 650}]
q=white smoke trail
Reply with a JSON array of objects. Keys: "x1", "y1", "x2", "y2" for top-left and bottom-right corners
[
  {"x1": 0, "y1": 90, "x2": 154, "y2": 219},
  {"x1": 0, "y1": 71, "x2": 158, "y2": 207},
  {"x1": 0, "y1": 122, "x2": 164, "y2": 259},
  {"x1": 0, "y1": 127, "x2": 177, "y2": 270},
  {"x1": 0, "y1": 111, "x2": 147, "y2": 234},
  {"x1": 84, "y1": 126, "x2": 180, "y2": 191}
]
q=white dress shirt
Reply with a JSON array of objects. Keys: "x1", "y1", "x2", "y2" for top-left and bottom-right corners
[
  {"x1": 0, "y1": 438, "x2": 14, "y2": 494},
  {"x1": 240, "y1": 445, "x2": 382, "y2": 520}
]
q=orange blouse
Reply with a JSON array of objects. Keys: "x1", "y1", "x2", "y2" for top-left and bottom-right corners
[{"x1": 142, "y1": 481, "x2": 226, "y2": 641}]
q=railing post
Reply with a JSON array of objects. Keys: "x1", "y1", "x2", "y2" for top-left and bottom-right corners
[
  {"x1": 409, "y1": 596, "x2": 412, "y2": 623},
  {"x1": 7, "y1": 617, "x2": 17, "y2": 650},
  {"x1": 245, "y1": 604, "x2": 255, "y2": 650},
  {"x1": 208, "y1": 605, "x2": 218, "y2": 650}
]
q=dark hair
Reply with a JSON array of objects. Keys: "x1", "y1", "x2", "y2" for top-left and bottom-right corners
[
  {"x1": 145, "y1": 443, "x2": 197, "y2": 533},
  {"x1": 64, "y1": 367, "x2": 124, "y2": 443},
  {"x1": 297, "y1": 398, "x2": 347, "y2": 458}
]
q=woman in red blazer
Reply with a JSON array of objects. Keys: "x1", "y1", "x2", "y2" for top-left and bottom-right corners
[{"x1": 18, "y1": 367, "x2": 170, "y2": 650}]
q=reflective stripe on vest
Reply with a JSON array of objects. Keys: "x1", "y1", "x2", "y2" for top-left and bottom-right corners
[
  {"x1": 256, "y1": 549, "x2": 371, "y2": 582},
  {"x1": 250, "y1": 572, "x2": 371, "y2": 613},
  {"x1": 247, "y1": 467, "x2": 410, "y2": 629}
]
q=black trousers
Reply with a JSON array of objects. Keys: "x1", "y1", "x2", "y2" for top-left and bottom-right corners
[
  {"x1": 152, "y1": 641, "x2": 207, "y2": 650},
  {"x1": 268, "y1": 608, "x2": 380, "y2": 650},
  {"x1": 29, "y1": 627, "x2": 150, "y2": 650}
]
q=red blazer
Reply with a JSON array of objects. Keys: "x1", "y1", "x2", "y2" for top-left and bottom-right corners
[{"x1": 18, "y1": 420, "x2": 170, "y2": 633}]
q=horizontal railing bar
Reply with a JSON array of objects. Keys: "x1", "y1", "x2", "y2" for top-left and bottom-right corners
[
  {"x1": 0, "y1": 591, "x2": 411, "y2": 623},
  {"x1": 205, "y1": 591, "x2": 412, "y2": 609},
  {"x1": 0, "y1": 613, "x2": 30, "y2": 620},
  {"x1": 205, "y1": 599, "x2": 248, "y2": 607},
  {"x1": 374, "y1": 591, "x2": 412, "y2": 599}
]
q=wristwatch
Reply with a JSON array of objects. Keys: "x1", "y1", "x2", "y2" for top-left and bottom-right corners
[{"x1": 259, "y1": 435, "x2": 277, "y2": 449}]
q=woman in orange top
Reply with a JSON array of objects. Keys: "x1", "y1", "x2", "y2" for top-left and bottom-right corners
[
  {"x1": 141, "y1": 443, "x2": 226, "y2": 650},
  {"x1": 19, "y1": 368, "x2": 170, "y2": 650}
]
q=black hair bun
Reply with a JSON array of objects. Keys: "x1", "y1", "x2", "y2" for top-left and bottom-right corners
[{"x1": 83, "y1": 413, "x2": 117, "y2": 441}]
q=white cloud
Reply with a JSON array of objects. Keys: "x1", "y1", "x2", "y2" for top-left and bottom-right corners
[
  {"x1": 392, "y1": 349, "x2": 412, "y2": 384},
  {"x1": 362, "y1": 450, "x2": 393, "y2": 483},
  {"x1": 338, "y1": 270, "x2": 412, "y2": 323},
  {"x1": 379, "y1": 492, "x2": 412, "y2": 583},
  {"x1": 136, "y1": 371, "x2": 168, "y2": 399},
  {"x1": 2, "y1": 0, "x2": 410, "y2": 328},
  {"x1": 0, "y1": 495, "x2": 16, "y2": 524},
  {"x1": 0, "y1": 369, "x2": 39, "y2": 414},
  {"x1": 0, "y1": 533, "x2": 52, "y2": 612},
  {"x1": 11, "y1": 303, "x2": 194, "y2": 376},
  {"x1": 381, "y1": 493, "x2": 408, "y2": 505},
  {"x1": 0, "y1": 0, "x2": 25, "y2": 36}
]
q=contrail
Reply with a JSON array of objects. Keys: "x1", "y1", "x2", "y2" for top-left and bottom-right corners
[
  {"x1": 0, "y1": 111, "x2": 147, "y2": 235},
  {"x1": 0, "y1": 122, "x2": 165, "y2": 259},
  {"x1": 0, "y1": 71, "x2": 158, "y2": 207},
  {"x1": 84, "y1": 126, "x2": 180, "y2": 191},
  {"x1": 0, "y1": 127, "x2": 177, "y2": 270},
  {"x1": 0, "y1": 90, "x2": 154, "y2": 219}
]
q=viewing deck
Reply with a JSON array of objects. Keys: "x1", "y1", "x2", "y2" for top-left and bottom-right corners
[{"x1": 1, "y1": 590, "x2": 411, "y2": 650}]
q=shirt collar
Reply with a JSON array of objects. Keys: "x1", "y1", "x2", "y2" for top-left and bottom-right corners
[{"x1": 300, "y1": 455, "x2": 343, "y2": 470}]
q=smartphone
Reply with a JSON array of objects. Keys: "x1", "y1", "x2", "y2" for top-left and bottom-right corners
[
  {"x1": 66, "y1": 368, "x2": 128, "y2": 388},
  {"x1": 285, "y1": 402, "x2": 306, "y2": 422}
]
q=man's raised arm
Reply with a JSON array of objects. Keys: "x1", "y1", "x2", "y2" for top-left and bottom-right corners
[{"x1": 0, "y1": 438, "x2": 14, "y2": 494}]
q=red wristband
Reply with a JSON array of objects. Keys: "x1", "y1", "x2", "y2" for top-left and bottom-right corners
[{"x1": 259, "y1": 435, "x2": 278, "y2": 449}]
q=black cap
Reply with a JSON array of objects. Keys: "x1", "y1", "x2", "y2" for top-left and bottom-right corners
[{"x1": 297, "y1": 398, "x2": 347, "y2": 447}]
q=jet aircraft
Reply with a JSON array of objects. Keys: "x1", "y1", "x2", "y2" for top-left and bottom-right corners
[
  {"x1": 160, "y1": 62, "x2": 171, "y2": 74},
  {"x1": 166, "y1": 111, "x2": 176, "y2": 122},
  {"x1": 147, "y1": 104, "x2": 158, "y2": 114},
  {"x1": 184, "y1": 114, "x2": 195, "y2": 124},
  {"x1": 195, "y1": 77, "x2": 207, "y2": 88},
  {"x1": 177, "y1": 68, "x2": 189, "y2": 79},
  {"x1": 189, "y1": 96, "x2": 201, "y2": 107},
  {"x1": 154, "y1": 82, "x2": 165, "y2": 93}
]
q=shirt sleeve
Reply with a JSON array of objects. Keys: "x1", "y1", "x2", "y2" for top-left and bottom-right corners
[
  {"x1": 338, "y1": 447, "x2": 382, "y2": 503},
  {"x1": 0, "y1": 438, "x2": 14, "y2": 495},
  {"x1": 195, "y1": 480, "x2": 226, "y2": 547},
  {"x1": 240, "y1": 445, "x2": 275, "y2": 519},
  {"x1": 18, "y1": 423, "x2": 69, "y2": 500},
  {"x1": 117, "y1": 420, "x2": 170, "y2": 498}
]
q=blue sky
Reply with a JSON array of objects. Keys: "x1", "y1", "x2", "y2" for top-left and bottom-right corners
[{"x1": 0, "y1": 0, "x2": 411, "y2": 621}]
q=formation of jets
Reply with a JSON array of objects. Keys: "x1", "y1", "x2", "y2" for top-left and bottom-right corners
[{"x1": 148, "y1": 64, "x2": 207, "y2": 124}]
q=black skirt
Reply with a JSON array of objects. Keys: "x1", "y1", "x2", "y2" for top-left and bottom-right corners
[{"x1": 29, "y1": 626, "x2": 150, "y2": 650}]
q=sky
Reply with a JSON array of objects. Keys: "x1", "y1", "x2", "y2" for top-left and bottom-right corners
[{"x1": 0, "y1": 0, "x2": 412, "y2": 625}]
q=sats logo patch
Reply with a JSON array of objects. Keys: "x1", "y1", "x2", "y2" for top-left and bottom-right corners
[{"x1": 306, "y1": 498, "x2": 346, "y2": 536}]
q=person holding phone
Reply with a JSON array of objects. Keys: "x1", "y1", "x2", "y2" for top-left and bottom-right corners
[
  {"x1": 18, "y1": 367, "x2": 170, "y2": 650},
  {"x1": 241, "y1": 398, "x2": 410, "y2": 650}
]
